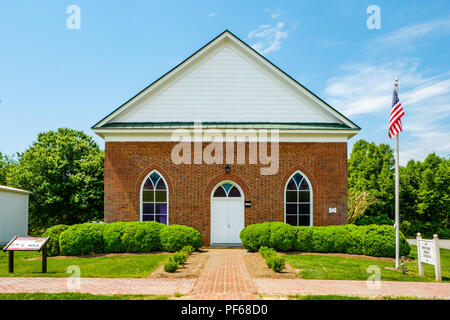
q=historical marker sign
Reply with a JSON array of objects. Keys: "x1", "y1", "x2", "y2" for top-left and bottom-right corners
[
  {"x1": 2, "y1": 236, "x2": 49, "y2": 273},
  {"x1": 418, "y1": 239, "x2": 435, "y2": 265},
  {"x1": 3, "y1": 237, "x2": 48, "y2": 251},
  {"x1": 416, "y1": 233, "x2": 442, "y2": 281}
]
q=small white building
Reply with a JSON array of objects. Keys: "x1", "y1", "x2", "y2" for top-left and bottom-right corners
[{"x1": 0, "y1": 185, "x2": 31, "y2": 244}]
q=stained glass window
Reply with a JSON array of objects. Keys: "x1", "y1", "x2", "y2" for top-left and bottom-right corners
[
  {"x1": 213, "y1": 182, "x2": 242, "y2": 198},
  {"x1": 285, "y1": 172, "x2": 312, "y2": 226},
  {"x1": 213, "y1": 186, "x2": 227, "y2": 197},
  {"x1": 142, "y1": 171, "x2": 168, "y2": 224}
]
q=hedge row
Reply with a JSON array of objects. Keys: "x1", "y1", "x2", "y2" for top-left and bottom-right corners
[
  {"x1": 259, "y1": 246, "x2": 285, "y2": 272},
  {"x1": 164, "y1": 245, "x2": 195, "y2": 273},
  {"x1": 239, "y1": 222, "x2": 411, "y2": 258},
  {"x1": 44, "y1": 222, "x2": 202, "y2": 256},
  {"x1": 42, "y1": 224, "x2": 70, "y2": 257}
]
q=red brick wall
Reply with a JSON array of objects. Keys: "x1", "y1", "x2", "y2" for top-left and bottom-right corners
[{"x1": 104, "y1": 142, "x2": 348, "y2": 245}]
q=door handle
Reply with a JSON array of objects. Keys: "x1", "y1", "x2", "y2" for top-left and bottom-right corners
[{"x1": 228, "y1": 224, "x2": 230, "y2": 228}]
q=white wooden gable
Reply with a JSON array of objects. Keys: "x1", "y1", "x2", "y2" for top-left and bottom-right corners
[{"x1": 93, "y1": 30, "x2": 359, "y2": 130}]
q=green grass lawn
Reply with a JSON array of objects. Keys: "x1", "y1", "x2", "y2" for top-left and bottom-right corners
[
  {"x1": 0, "y1": 250, "x2": 170, "y2": 278},
  {"x1": 284, "y1": 245, "x2": 450, "y2": 282},
  {"x1": 0, "y1": 293, "x2": 171, "y2": 300}
]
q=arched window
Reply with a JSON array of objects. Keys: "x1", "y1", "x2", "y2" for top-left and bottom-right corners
[
  {"x1": 141, "y1": 171, "x2": 168, "y2": 224},
  {"x1": 285, "y1": 171, "x2": 312, "y2": 226},
  {"x1": 213, "y1": 182, "x2": 242, "y2": 198}
]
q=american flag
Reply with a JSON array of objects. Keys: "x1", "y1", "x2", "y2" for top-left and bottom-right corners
[{"x1": 389, "y1": 83, "x2": 405, "y2": 139}]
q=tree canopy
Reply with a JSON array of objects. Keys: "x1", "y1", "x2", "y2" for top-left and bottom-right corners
[
  {"x1": 5, "y1": 128, "x2": 104, "y2": 231},
  {"x1": 348, "y1": 139, "x2": 450, "y2": 238},
  {"x1": 0, "y1": 152, "x2": 15, "y2": 185},
  {"x1": 399, "y1": 153, "x2": 449, "y2": 237},
  {"x1": 348, "y1": 140, "x2": 395, "y2": 217}
]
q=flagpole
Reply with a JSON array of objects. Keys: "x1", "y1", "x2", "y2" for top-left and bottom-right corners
[{"x1": 394, "y1": 78, "x2": 400, "y2": 269}]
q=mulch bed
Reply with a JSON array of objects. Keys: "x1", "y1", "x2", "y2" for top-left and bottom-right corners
[{"x1": 149, "y1": 250, "x2": 210, "y2": 279}]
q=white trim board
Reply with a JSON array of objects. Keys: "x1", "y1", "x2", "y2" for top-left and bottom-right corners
[{"x1": 98, "y1": 130, "x2": 358, "y2": 143}]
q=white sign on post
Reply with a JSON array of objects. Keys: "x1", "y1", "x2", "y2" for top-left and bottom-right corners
[
  {"x1": 416, "y1": 233, "x2": 442, "y2": 281},
  {"x1": 4, "y1": 237, "x2": 48, "y2": 251}
]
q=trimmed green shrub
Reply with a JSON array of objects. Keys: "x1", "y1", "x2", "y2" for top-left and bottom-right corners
[
  {"x1": 102, "y1": 222, "x2": 128, "y2": 253},
  {"x1": 164, "y1": 260, "x2": 179, "y2": 273},
  {"x1": 310, "y1": 227, "x2": 335, "y2": 253},
  {"x1": 359, "y1": 224, "x2": 411, "y2": 257},
  {"x1": 259, "y1": 246, "x2": 276, "y2": 259},
  {"x1": 170, "y1": 251, "x2": 187, "y2": 265},
  {"x1": 266, "y1": 256, "x2": 285, "y2": 272},
  {"x1": 56, "y1": 221, "x2": 165, "y2": 256},
  {"x1": 160, "y1": 225, "x2": 202, "y2": 252},
  {"x1": 59, "y1": 223, "x2": 106, "y2": 256},
  {"x1": 259, "y1": 246, "x2": 285, "y2": 272},
  {"x1": 346, "y1": 224, "x2": 365, "y2": 255},
  {"x1": 241, "y1": 222, "x2": 411, "y2": 258},
  {"x1": 269, "y1": 222, "x2": 297, "y2": 251},
  {"x1": 42, "y1": 224, "x2": 69, "y2": 257},
  {"x1": 333, "y1": 225, "x2": 357, "y2": 253},
  {"x1": 295, "y1": 226, "x2": 313, "y2": 251},
  {"x1": 239, "y1": 222, "x2": 272, "y2": 251},
  {"x1": 120, "y1": 221, "x2": 165, "y2": 253},
  {"x1": 52, "y1": 221, "x2": 204, "y2": 256},
  {"x1": 181, "y1": 245, "x2": 195, "y2": 255}
]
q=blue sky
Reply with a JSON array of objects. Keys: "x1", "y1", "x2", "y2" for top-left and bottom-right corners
[{"x1": 0, "y1": 0, "x2": 449, "y2": 164}]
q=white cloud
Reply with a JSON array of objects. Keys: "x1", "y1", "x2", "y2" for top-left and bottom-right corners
[
  {"x1": 364, "y1": 18, "x2": 450, "y2": 53},
  {"x1": 403, "y1": 79, "x2": 450, "y2": 104},
  {"x1": 267, "y1": 8, "x2": 285, "y2": 19},
  {"x1": 247, "y1": 8, "x2": 296, "y2": 55},
  {"x1": 248, "y1": 22, "x2": 288, "y2": 54},
  {"x1": 401, "y1": 121, "x2": 450, "y2": 164},
  {"x1": 325, "y1": 61, "x2": 450, "y2": 162},
  {"x1": 325, "y1": 60, "x2": 423, "y2": 115},
  {"x1": 208, "y1": 13, "x2": 216, "y2": 18}
]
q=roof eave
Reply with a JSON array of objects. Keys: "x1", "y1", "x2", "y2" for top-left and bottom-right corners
[{"x1": 91, "y1": 30, "x2": 360, "y2": 131}]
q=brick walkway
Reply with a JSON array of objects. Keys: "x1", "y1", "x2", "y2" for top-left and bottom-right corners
[
  {"x1": 255, "y1": 279, "x2": 450, "y2": 299},
  {"x1": 1, "y1": 248, "x2": 449, "y2": 299},
  {"x1": 191, "y1": 249, "x2": 257, "y2": 300},
  {"x1": 0, "y1": 277, "x2": 196, "y2": 295}
]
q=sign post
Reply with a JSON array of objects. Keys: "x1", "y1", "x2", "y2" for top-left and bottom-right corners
[
  {"x1": 2, "y1": 236, "x2": 50, "y2": 274},
  {"x1": 42, "y1": 244, "x2": 47, "y2": 273},
  {"x1": 8, "y1": 251, "x2": 14, "y2": 273},
  {"x1": 416, "y1": 233, "x2": 442, "y2": 281}
]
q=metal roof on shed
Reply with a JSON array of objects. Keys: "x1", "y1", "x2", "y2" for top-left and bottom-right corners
[{"x1": 0, "y1": 185, "x2": 32, "y2": 195}]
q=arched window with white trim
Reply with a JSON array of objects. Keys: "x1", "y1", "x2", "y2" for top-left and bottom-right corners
[
  {"x1": 213, "y1": 182, "x2": 242, "y2": 198},
  {"x1": 141, "y1": 171, "x2": 168, "y2": 225},
  {"x1": 285, "y1": 171, "x2": 312, "y2": 226}
]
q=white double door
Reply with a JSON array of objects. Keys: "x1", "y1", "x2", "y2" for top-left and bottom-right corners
[{"x1": 211, "y1": 198, "x2": 244, "y2": 245}]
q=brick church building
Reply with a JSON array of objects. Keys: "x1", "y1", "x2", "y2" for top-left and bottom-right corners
[{"x1": 92, "y1": 30, "x2": 359, "y2": 245}]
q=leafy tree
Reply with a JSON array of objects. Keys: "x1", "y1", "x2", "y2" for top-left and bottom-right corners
[
  {"x1": 349, "y1": 140, "x2": 449, "y2": 238},
  {"x1": 400, "y1": 154, "x2": 449, "y2": 237},
  {"x1": 348, "y1": 140, "x2": 395, "y2": 218},
  {"x1": 6, "y1": 128, "x2": 104, "y2": 231},
  {"x1": 0, "y1": 152, "x2": 16, "y2": 185}
]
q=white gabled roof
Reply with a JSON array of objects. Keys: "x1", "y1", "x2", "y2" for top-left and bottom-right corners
[{"x1": 92, "y1": 30, "x2": 359, "y2": 133}]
